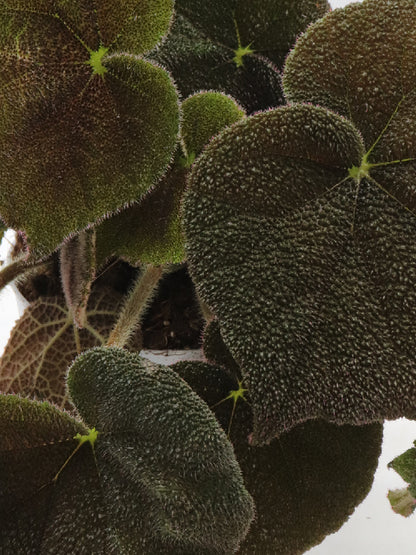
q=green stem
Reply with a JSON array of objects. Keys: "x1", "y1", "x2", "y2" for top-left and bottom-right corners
[{"x1": 107, "y1": 264, "x2": 164, "y2": 349}]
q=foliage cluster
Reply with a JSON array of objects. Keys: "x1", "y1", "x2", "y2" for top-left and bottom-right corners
[{"x1": 0, "y1": 0, "x2": 415, "y2": 552}]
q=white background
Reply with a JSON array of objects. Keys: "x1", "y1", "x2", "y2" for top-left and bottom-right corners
[{"x1": 1, "y1": 1, "x2": 416, "y2": 553}]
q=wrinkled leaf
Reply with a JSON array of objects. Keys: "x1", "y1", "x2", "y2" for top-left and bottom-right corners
[
  {"x1": 173, "y1": 360, "x2": 383, "y2": 554},
  {"x1": 183, "y1": 98, "x2": 416, "y2": 443},
  {"x1": 149, "y1": 0, "x2": 329, "y2": 113},
  {"x1": 0, "y1": 287, "x2": 141, "y2": 410},
  {"x1": 0, "y1": 1, "x2": 179, "y2": 256},
  {"x1": 0, "y1": 349, "x2": 255, "y2": 553},
  {"x1": 96, "y1": 91, "x2": 245, "y2": 266}
]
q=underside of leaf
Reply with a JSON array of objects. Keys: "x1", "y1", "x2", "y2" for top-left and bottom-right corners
[{"x1": 0, "y1": 287, "x2": 141, "y2": 410}]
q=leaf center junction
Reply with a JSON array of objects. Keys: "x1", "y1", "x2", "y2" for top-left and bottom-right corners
[
  {"x1": 87, "y1": 46, "x2": 109, "y2": 77},
  {"x1": 348, "y1": 155, "x2": 372, "y2": 182},
  {"x1": 233, "y1": 44, "x2": 254, "y2": 68}
]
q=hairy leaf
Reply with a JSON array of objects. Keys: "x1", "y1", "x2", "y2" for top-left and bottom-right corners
[
  {"x1": 0, "y1": 287, "x2": 141, "y2": 410},
  {"x1": 149, "y1": 1, "x2": 329, "y2": 113},
  {"x1": 183, "y1": 99, "x2": 416, "y2": 443},
  {"x1": 148, "y1": 14, "x2": 283, "y2": 114},
  {"x1": 96, "y1": 92, "x2": 245, "y2": 266},
  {"x1": 60, "y1": 228, "x2": 96, "y2": 328},
  {"x1": 176, "y1": 0, "x2": 329, "y2": 68},
  {"x1": 67, "y1": 347, "x2": 255, "y2": 553},
  {"x1": 173, "y1": 361, "x2": 383, "y2": 554},
  {"x1": 0, "y1": 1, "x2": 179, "y2": 256}
]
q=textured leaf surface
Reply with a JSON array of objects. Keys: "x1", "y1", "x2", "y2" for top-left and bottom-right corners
[
  {"x1": 149, "y1": 14, "x2": 283, "y2": 114},
  {"x1": 60, "y1": 228, "x2": 96, "y2": 328},
  {"x1": 0, "y1": 1, "x2": 179, "y2": 255},
  {"x1": 0, "y1": 287, "x2": 141, "y2": 410},
  {"x1": 203, "y1": 319, "x2": 241, "y2": 380},
  {"x1": 183, "y1": 100, "x2": 416, "y2": 443},
  {"x1": 176, "y1": 0, "x2": 329, "y2": 68},
  {"x1": 67, "y1": 347, "x2": 255, "y2": 553},
  {"x1": 173, "y1": 361, "x2": 383, "y2": 554},
  {"x1": 96, "y1": 92, "x2": 245, "y2": 266},
  {"x1": 284, "y1": 0, "x2": 416, "y2": 216}
]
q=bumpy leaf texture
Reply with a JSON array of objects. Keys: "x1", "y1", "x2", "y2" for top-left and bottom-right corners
[
  {"x1": 203, "y1": 318, "x2": 242, "y2": 381},
  {"x1": 184, "y1": 96, "x2": 416, "y2": 443},
  {"x1": 68, "y1": 347, "x2": 255, "y2": 553},
  {"x1": 0, "y1": 350, "x2": 254, "y2": 553},
  {"x1": 0, "y1": 0, "x2": 179, "y2": 256},
  {"x1": 95, "y1": 91, "x2": 245, "y2": 266},
  {"x1": 148, "y1": 14, "x2": 283, "y2": 114},
  {"x1": 176, "y1": 0, "x2": 330, "y2": 68},
  {"x1": 0, "y1": 287, "x2": 141, "y2": 411},
  {"x1": 173, "y1": 361, "x2": 383, "y2": 554}
]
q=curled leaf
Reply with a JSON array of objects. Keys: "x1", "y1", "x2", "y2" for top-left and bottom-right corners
[{"x1": 60, "y1": 228, "x2": 96, "y2": 328}]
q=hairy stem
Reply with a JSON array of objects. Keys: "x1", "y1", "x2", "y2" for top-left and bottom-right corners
[
  {"x1": 107, "y1": 264, "x2": 164, "y2": 349},
  {"x1": 0, "y1": 256, "x2": 46, "y2": 291}
]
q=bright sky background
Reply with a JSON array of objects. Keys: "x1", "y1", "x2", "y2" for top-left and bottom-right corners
[{"x1": 1, "y1": 0, "x2": 415, "y2": 553}]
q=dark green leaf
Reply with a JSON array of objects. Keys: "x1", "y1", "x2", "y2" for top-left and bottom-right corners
[
  {"x1": 203, "y1": 319, "x2": 241, "y2": 381},
  {"x1": 0, "y1": 348, "x2": 255, "y2": 553},
  {"x1": 149, "y1": 14, "x2": 283, "y2": 114},
  {"x1": 67, "y1": 347, "x2": 255, "y2": 553},
  {"x1": 176, "y1": 0, "x2": 329, "y2": 68},
  {"x1": 389, "y1": 442, "x2": 416, "y2": 499},
  {"x1": 95, "y1": 92, "x2": 245, "y2": 266},
  {"x1": 173, "y1": 360, "x2": 383, "y2": 554},
  {"x1": 0, "y1": 2, "x2": 179, "y2": 256},
  {"x1": 183, "y1": 100, "x2": 416, "y2": 443}
]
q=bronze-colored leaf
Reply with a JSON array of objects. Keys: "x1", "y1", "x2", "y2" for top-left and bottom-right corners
[{"x1": 0, "y1": 287, "x2": 141, "y2": 410}]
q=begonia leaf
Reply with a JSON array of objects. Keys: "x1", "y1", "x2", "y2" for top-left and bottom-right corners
[
  {"x1": 173, "y1": 361, "x2": 383, "y2": 554},
  {"x1": 95, "y1": 91, "x2": 245, "y2": 266},
  {"x1": 0, "y1": 287, "x2": 141, "y2": 411},
  {"x1": 0, "y1": 349, "x2": 254, "y2": 552},
  {"x1": 203, "y1": 319, "x2": 241, "y2": 380},
  {"x1": 183, "y1": 98, "x2": 416, "y2": 444},
  {"x1": 176, "y1": 0, "x2": 330, "y2": 68},
  {"x1": 0, "y1": 1, "x2": 179, "y2": 256},
  {"x1": 148, "y1": 14, "x2": 283, "y2": 114},
  {"x1": 67, "y1": 346, "x2": 255, "y2": 553}
]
